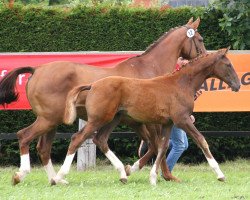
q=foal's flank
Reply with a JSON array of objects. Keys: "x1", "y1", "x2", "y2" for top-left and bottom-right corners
[{"x1": 59, "y1": 48, "x2": 240, "y2": 185}]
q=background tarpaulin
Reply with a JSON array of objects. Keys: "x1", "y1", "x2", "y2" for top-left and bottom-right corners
[{"x1": 0, "y1": 51, "x2": 249, "y2": 111}]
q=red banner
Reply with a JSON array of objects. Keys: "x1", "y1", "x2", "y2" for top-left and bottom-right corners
[
  {"x1": 0, "y1": 52, "x2": 137, "y2": 110},
  {"x1": 0, "y1": 51, "x2": 249, "y2": 111}
]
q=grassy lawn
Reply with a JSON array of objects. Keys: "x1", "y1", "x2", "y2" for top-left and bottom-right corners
[{"x1": 0, "y1": 159, "x2": 249, "y2": 200}]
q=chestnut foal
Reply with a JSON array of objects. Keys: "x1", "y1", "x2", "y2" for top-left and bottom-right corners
[{"x1": 53, "y1": 48, "x2": 240, "y2": 185}]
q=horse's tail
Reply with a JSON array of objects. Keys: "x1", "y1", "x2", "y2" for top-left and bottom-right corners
[
  {"x1": 0, "y1": 67, "x2": 35, "y2": 107},
  {"x1": 64, "y1": 85, "x2": 92, "y2": 125}
]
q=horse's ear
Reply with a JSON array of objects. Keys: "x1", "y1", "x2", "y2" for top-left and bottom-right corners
[
  {"x1": 192, "y1": 17, "x2": 200, "y2": 29},
  {"x1": 187, "y1": 17, "x2": 193, "y2": 25}
]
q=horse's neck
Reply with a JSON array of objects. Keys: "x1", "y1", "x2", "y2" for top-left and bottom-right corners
[{"x1": 115, "y1": 28, "x2": 187, "y2": 77}]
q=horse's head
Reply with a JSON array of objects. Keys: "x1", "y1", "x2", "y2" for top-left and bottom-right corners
[
  {"x1": 212, "y1": 47, "x2": 241, "y2": 92},
  {"x1": 180, "y1": 17, "x2": 207, "y2": 59}
]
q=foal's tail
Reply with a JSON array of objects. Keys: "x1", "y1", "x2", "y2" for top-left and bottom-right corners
[
  {"x1": 0, "y1": 67, "x2": 35, "y2": 107},
  {"x1": 64, "y1": 85, "x2": 91, "y2": 125}
]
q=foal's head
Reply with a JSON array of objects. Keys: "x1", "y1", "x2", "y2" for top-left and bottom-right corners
[
  {"x1": 211, "y1": 47, "x2": 241, "y2": 92},
  {"x1": 180, "y1": 17, "x2": 207, "y2": 59}
]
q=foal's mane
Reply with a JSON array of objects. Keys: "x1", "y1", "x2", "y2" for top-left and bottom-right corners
[{"x1": 172, "y1": 52, "x2": 219, "y2": 75}]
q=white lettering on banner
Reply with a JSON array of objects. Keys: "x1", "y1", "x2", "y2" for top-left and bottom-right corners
[
  {"x1": 0, "y1": 69, "x2": 26, "y2": 85},
  {"x1": 0, "y1": 70, "x2": 7, "y2": 77},
  {"x1": 18, "y1": 74, "x2": 26, "y2": 85}
]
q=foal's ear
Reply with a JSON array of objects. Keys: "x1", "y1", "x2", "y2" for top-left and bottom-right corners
[
  {"x1": 192, "y1": 17, "x2": 200, "y2": 30},
  {"x1": 226, "y1": 46, "x2": 231, "y2": 53},
  {"x1": 187, "y1": 17, "x2": 193, "y2": 25},
  {"x1": 218, "y1": 47, "x2": 230, "y2": 56}
]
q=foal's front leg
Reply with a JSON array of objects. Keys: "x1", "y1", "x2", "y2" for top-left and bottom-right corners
[{"x1": 177, "y1": 116, "x2": 225, "y2": 181}]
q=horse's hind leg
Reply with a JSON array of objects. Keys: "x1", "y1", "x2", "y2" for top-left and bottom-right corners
[
  {"x1": 93, "y1": 114, "x2": 128, "y2": 183},
  {"x1": 125, "y1": 145, "x2": 155, "y2": 176},
  {"x1": 149, "y1": 125, "x2": 171, "y2": 186},
  {"x1": 125, "y1": 124, "x2": 153, "y2": 175},
  {"x1": 125, "y1": 124, "x2": 179, "y2": 182},
  {"x1": 12, "y1": 117, "x2": 55, "y2": 185}
]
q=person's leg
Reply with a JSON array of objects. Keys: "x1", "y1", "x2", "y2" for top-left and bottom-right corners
[{"x1": 166, "y1": 125, "x2": 188, "y2": 171}]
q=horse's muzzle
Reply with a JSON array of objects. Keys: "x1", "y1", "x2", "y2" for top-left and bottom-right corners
[{"x1": 231, "y1": 83, "x2": 241, "y2": 92}]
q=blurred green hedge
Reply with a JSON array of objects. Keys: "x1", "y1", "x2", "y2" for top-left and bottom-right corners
[
  {"x1": 0, "y1": 5, "x2": 249, "y2": 165},
  {"x1": 0, "y1": 5, "x2": 234, "y2": 52}
]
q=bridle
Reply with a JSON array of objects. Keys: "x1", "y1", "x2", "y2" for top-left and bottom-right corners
[{"x1": 183, "y1": 25, "x2": 203, "y2": 58}]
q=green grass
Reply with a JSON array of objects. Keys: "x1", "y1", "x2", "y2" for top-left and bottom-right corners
[{"x1": 0, "y1": 159, "x2": 249, "y2": 200}]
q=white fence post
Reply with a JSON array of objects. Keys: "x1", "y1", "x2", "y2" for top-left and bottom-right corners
[{"x1": 77, "y1": 119, "x2": 96, "y2": 171}]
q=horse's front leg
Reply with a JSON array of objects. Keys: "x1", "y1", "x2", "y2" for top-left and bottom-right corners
[
  {"x1": 36, "y1": 131, "x2": 68, "y2": 185},
  {"x1": 176, "y1": 116, "x2": 225, "y2": 181}
]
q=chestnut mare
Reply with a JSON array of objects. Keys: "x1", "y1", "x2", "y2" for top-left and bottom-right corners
[
  {"x1": 0, "y1": 18, "x2": 206, "y2": 185},
  {"x1": 56, "y1": 48, "x2": 240, "y2": 186}
]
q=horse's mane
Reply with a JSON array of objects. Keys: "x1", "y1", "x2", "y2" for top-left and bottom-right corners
[{"x1": 128, "y1": 26, "x2": 182, "y2": 60}]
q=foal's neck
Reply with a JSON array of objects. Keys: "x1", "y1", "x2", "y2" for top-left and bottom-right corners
[{"x1": 176, "y1": 53, "x2": 218, "y2": 92}]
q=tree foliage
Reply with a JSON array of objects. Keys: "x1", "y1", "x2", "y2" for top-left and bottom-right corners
[{"x1": 208, "y1": 0, "x2": 250, "y2": 49}]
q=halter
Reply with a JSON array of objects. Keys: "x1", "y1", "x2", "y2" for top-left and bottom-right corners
[{"x1": 183, "y1": 25, "x2": 202, "y2": 58}]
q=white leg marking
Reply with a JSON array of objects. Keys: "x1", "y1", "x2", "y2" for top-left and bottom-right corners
[
  {"x1": 53, "y1": 153, "x2": 75, "y2": 183},
  {"x1": 150, "y1": 164, "x2": 157, "y2": 186},
  {"x1": 20, "y1": 154, "x2": 31, "y2": 173},
  {"x1": 44, "y1": 159, "x2": 56, "y2": 181},
  {"x1": 105, "y1": 150, "x2": 127, "y2": 180},
  {"x1": 16, "y1": 154, "x2": 31, "y2": 181},
  {"x1": 207, "y1": 158, "x2": 225, "y2": 179},
  {"x1": 130, "y1": 160, "x2": 140, "y2": 173}
]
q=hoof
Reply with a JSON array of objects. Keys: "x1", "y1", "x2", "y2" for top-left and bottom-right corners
[
  {"x1": 162, "y1": 175, "x2": 181, "y2": 183},
  {"x1": 50, "y1": 178, "x2": 57, "y2": 186},
  {"x1": 120, "y1": 178, "x2": 128, "y2": 184},
  {"x1": 218, "y1": 176, "x2": 226, "y2": 182},
  {"x1": 150, "y1": 179, "x2": 157, "y2": 186},
  {"x1": 125, "y1": 165, "x2": 131, "y2": 176},
  {"x1": 58, "y1": 179, "x2": 69, "y2": 185},
  {"x1": 12, "y1": 173, "x2": 21, "y2": 186},
  {"x1": 11, "y1": 173, "x2": 21, "y2": 185}
]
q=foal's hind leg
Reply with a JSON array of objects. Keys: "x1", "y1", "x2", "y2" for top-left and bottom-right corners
[
  {"x1": 12, "y1": 117, "x2": 55, "y2": 185},
  {"x1": 93, "y1": 115, "x2": 128, "y2": 183},
  {"x1": 51, "y1": 121, "x2": 103, "y2": 185},
  {"x1": 176, "y1": 116, "x2": 225, "y2": 181}
]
